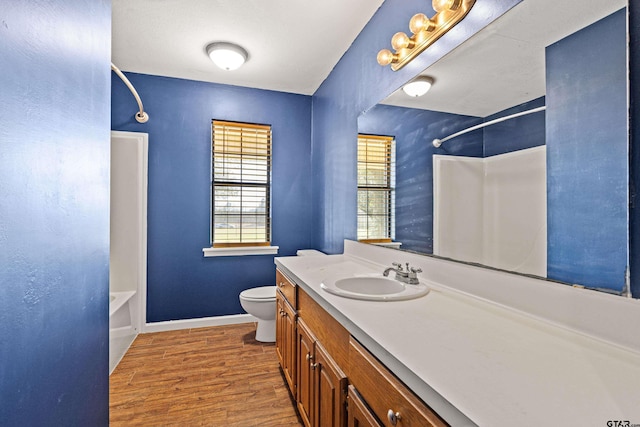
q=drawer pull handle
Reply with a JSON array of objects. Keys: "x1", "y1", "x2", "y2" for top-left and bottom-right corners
[
  {"x1": 311, "y1": 362, "x2": 318, "y2": 370},
  {"x1": 306, "y1": 353, "x2": 313, "y2": 362},
  {"x1": 387, "y1": 409, "x2": 401, "y2": 425},
  {"x1": 279, "y1": 282, "x2": 284, "y2": 287}
]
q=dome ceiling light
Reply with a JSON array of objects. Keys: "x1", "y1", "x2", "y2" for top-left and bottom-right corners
[
  {"x1": 206, "y1": 42, "x2": 248, "y2": 71},
  {"x1": 402, "y1": 76, "x2": 434, "y2": 97}
]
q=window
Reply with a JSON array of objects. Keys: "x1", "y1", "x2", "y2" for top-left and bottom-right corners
[
  {"x1": 357, "y1": 134, "x2": 395, "y2": 242},
  {"x1": 211, "y1": 120, "x2": 272, "y2": 247}
]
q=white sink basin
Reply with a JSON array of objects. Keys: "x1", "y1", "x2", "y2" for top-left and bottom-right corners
[
  {"x1": 335, "y1": 277, "x2": 404, "y2": 295},
  {"x1": 320, "y1": 275, "x2": 429, "y2": 301}
]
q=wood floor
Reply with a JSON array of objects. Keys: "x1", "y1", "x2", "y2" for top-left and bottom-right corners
[{"x1": 109, "y1": 323, "x2": 303, "y2": 426}]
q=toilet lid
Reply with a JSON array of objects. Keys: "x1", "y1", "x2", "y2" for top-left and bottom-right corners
[{"x1": 240, "y1": 286, "x2": 276, "y2": 300}]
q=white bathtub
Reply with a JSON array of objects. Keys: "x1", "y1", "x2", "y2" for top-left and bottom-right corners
[{"x1": 109, "y1": 290, "x2": 138, "y2": 374}]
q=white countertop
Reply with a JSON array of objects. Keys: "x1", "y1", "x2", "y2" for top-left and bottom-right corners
[{"x1": 275, "y1": 251, "x2": 640, "y2": 427}]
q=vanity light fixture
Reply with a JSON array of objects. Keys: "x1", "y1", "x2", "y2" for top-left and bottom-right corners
[
  {"x1": 377, "y1": 0, "x2": 476, "y2": 71},
  {"x1": 402, "y1": 76, "x2": 434, "y2": 97},
  {"x1": 206, "y1": 42, "x2": 248, "y2": 71}
]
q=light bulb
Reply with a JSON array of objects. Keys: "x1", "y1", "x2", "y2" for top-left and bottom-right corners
[
  {"x1": 391, "y1": 32, "x2": 413, "y2": 50},
  {"x1": 409, "y1": 13, "x2": 435, "y2": 34},
  {"x1": 377, "y1": 49, "x2": 396, "y2": 66},
  {"x1": 432, "y1": 0, "x2": 461, "y2": 13}
]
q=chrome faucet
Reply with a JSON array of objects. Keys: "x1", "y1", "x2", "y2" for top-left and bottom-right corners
[
  {"x1": 406, "y1": 266, "x2": 422, "y2": 285},
  {"x1": 383, "y1": 262, "x2": 422, "y2": 284},
  {"x1": 383, "y1": 262, "x2": 406, "y2": 279}
]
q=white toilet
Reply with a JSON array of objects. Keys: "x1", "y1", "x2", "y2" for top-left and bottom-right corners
[
  {"x1": 239, "y1": 286, "x2": 277, "y2": 342},
  {"x1": 239, "y1": 249, "x2": 325, "y2": 342}
]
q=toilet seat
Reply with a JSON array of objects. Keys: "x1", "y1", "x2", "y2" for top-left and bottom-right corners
[{"x1": 240, "y1": 286, "x2": 276, "y2": 301}]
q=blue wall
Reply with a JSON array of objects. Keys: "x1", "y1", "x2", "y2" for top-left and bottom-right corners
[
  {"x1": 319, "y1": 3, "x2": 631, "y2": 295},
  {"x1": 112, "y1": 74, "x2": 313, "y2": 322},
  {"x1": 0, "y1": 1, "x2": 636, "y2": 423},
  {"x1": 310, "y1": 0, "x2": 522, "y2": 254},
  {"x1": 631, "y1": 0, "x2": 640, "y2": 298},
  {"x1": 110, "y1": 0, "x2": 523, "y2": 323},
  {"x1": 483, "y1": 97, "x2": 546, "y2": 157},
  {"x1": 358, "y1": 96, "x2": 545, "y2": 254},
  {"x1": 0, "y1": 1, "x2": 111, "y2": 425},
  {"x1": 358, "y1": 105, "x2": 482, "y2": 253},
  {"x1": 546, "y1": 9, "x2": 628, "y2": 291}
]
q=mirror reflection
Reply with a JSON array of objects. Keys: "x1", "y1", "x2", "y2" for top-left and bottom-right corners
[{"x1": 357, "y1": 0, "x2": 629, "y2": 294}]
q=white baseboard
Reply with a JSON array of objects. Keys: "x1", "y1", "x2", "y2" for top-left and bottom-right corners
[
  {"x1": 144, "y1": 313, "x2": 256, "y2": 333},
  {"x1": 110, "y1": 325, "x2": 137, "y2": 339},
  {"x1": 109, "y1": 331, "x2": 138, "y2": 375}
]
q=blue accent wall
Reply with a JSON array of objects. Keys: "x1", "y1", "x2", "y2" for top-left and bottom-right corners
[
  {"x1": 631, "y1": 1, "x2": 640, "y2": 298},
  {"x1": 483, "y1": 97, "x2": 546, "y2": 157},
  {"x1": 546, "y1": 9, "x2": 628, "y2": 291},
  {"x1": 0, "y1": 1, "x2": 111, "y2": 425},
  {"x1": 358, "y1": 96, "x2": 545, "y2": 254},
  {"x1": 357, "y1": 11, "x2": 628, "y2": 293},
  {"x1": 111, "y1": 74, "x2": 312, "y2": 322},
  {"x1": 311, "y1": 0, "x2": 522, "y2": 254},
  {"x1": 358, "y1": 105, "x2": 482, "y2": 253}
]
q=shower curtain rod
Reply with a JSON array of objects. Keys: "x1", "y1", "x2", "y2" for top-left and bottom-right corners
[
  {"x1": 111, "y1": 63, "x2": 149, "y2": 123},
  {"x1": 432, "y1": 106, "x2": 546, "y2": 148}
]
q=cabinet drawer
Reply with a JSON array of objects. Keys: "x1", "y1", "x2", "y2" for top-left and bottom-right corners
[
  {"x1": 276, "y1": 269, "x2": 297, "y2": 306},
  {"x1": 348, "y1": 338, "x2": 447, "y2": 427},
  {"x1": 348, "y1": 385, "x2": 383, "y2": 427}
]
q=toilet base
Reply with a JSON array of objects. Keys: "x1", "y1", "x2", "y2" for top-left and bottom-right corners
[{"x1": 255, "y1": 319, "x2": 276, "y2": 343}]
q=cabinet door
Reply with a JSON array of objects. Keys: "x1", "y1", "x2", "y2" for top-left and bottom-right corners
[
  {"x1": 347, "y1": 386, "x2": 383, "y2": 427},
  {"x1": 276, "y1": 291, "x2": 285, "y2": 367},
  {"x1": 314, "y1": 342, "x2": 348, "y2": 427},
  {"x1": 297, "y1": 318, "x2": 316, "y2": 427},
  {"x1": 277, "y1": 290, "x2": 297, "y2": 394},
  {"x1": 282, "y1": 295, "x2": 297, "y2": 394}
]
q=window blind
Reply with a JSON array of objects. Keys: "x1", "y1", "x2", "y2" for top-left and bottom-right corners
[
  {"x1": 357, "y1": 134, "x2": 394, "y2": 242},
  {"x1": 212, "y1": 120, "x2": 272, "y2": 246}
]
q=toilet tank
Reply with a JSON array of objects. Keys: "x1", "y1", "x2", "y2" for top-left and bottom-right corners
[{"x1": 296, "y1": 249, "x2": 325, "y2": 256}]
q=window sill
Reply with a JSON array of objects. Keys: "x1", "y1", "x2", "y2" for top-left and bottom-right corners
[
  {"x1": 372, "y1": 241, "x2": 402, "y2": 249},
  {"x1": 203, "y1": 246, "x2": 280, "y2": 257}
]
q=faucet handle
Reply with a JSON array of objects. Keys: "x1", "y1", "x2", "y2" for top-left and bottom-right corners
[
  {"x1": 407, "y1": 266, "x2": 422, "y2": 284},
  {"x1": 392, "y1": 262, "x2": 403, "y2": 271}
]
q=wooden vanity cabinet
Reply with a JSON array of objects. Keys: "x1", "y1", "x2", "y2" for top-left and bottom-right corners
[
  {"x1": 276, "y1": 289, "x2": 296, "y2": 393},
  {"x1": 275, "y1": 270, "x2": 297, "y2": 395},
  {"x1": 348, "y1": 338, "x2": 447, "y2": 427},
  {"x1": 277, "y1": 269, "x2": 296, "y2": 304},
  {"x1": 296, "y1": 318, "x2": 316, "y2": 426},
  {"x1": 314, "y1": 340, "x2": 348, "y2": 427},
  {"x1": 347, "y1": 385, "x2": 383, "y2": 427},
  {"x1": 297, "y1": 317, "x2": 348, "y2": 427},
  {"x1": 275, "y1": 268, "x2": 446, "y2": 427}
]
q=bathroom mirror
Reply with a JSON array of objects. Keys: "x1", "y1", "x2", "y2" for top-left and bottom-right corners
[{"x1": 358, "y1": 0, "x2": 629, "y2": 295}]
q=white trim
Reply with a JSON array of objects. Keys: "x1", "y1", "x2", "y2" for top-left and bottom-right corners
[
  {"x1": 109, "y1": 290, "x2": 136, "y2": 317},
  {"x1": 109, "y1": 325, "x2": 137, "y2": 339},
  {"x1": 203, "y1": 245, "x2": 279, "y2": 257},
  {"x1": 109, "y1": 331, "x2": 137, "y2": 375},
  {"x1": 144, "y1": 314, "x2": 255, "y2": 333},
  {"x1": 372, "y1": 241, "x2": 402, "y2": 249},
  {"x1": 110, "y1": 131, "x2": 148, "y2": 333}
]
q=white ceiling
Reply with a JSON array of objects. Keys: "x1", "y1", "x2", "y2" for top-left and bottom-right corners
[
  {"x1": 111, "y1": 0, "x2": 384, "y2": 95},
  {"x1": 112, "y1": 0, "x2": 626, "y2": 115},
  {"x1": 382, "y1": 0, "x2": 626, "y2": 117}
]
